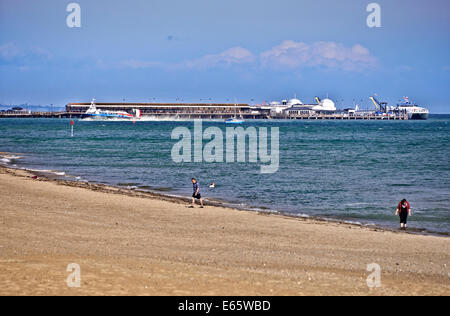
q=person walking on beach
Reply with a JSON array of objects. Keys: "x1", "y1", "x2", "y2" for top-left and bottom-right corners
[
  {"x1": 395, "y1": 199, "x2": 412, "y2": 230},
  {"x1": 190, "y1": 178, "x2": 204, "y2": 208}
]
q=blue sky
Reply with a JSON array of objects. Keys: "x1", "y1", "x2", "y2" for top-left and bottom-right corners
[{"x1": 1, "y1": 0, "x2": 449, "y2": 112}]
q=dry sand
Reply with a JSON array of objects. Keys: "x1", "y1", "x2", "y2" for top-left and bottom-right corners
[{"x1": 0, "y1": 166, "x2": 449, "y2": 296}]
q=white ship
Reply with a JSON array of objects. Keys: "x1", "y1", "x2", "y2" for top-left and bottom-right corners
[
  {"x1": 81, "y1": 99, "x2": 141, "y2": 120},
  {"x1": 395, "y1": 97, "x2": 429, "y2": 120}
]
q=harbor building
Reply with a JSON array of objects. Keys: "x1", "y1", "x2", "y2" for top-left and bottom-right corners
[{"x1": 65, "y1": 102, "x2": 270, "y2": 120}]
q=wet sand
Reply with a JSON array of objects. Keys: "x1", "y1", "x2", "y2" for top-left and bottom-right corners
[{"x1": 0, "y1": 166, "x2": 449, "y2": 296}]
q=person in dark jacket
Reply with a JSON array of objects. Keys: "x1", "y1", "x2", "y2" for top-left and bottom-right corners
[
  {"x1": 190, "y1": 178, "x2": 204, "y2": 208},
  {"x1": 395, "y1": 199, "x2": 412, "y2": 230}
]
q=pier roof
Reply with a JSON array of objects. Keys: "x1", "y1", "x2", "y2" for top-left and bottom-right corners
[{"x1": 67, "y1": 102, "x2": 251, "y2": 108}]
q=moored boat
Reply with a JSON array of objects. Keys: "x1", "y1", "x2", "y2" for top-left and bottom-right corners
[{"x1": 81, "y1": 100, "x2": 141, "y2": 120}]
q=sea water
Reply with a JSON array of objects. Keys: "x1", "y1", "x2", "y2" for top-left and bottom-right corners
[{"x1": 1, "y1": 116, "x2": 449, "y2": 235}]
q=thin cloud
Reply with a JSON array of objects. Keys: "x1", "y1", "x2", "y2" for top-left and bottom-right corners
[
  {"x1": 2, "y1": 41, "x2": 377, "y2": 73},
  {"x1": 184, "y1": 47, "x2": 255, "y2": 69},
  {"x1": 122, "y1": 47, "x2": 255, "y2": 71},
  {"x1": 0, "y1": 43, "x2": 52, "y2": 68},
  {"x1": 121, "y1": 60, "x2": 166, "y2": 69},
  {"x1": 122, "y1": 41, "x2": 377, "y2": 72},
  {"x1": 260, "y1": 40, "x2": 377, "y2": 71},
  {"x1": 0, "y1": 43, "x2": 23, "y2": 60}
]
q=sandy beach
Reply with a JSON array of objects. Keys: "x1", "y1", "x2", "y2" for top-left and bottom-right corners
[{"x1": 0, "y1": 166, "x2": 449, "y2": 296}]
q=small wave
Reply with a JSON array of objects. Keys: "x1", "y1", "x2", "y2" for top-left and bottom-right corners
[
  {"x1": 123, "y1": 186, "x2": 139, "y2": 190},
  {"x1": 344, "y1": 202, "x2": 372, "y2": 207},
  {"x1": 26, "y1": 169, "x2": 66, "y2": 177},
  {"x1": 0, "y1": 154, "x2": 24, "y2": 165},
  {"x1": 363, "y1": 223, "x2": 378, "y2": 227},
  {"x1": 2, "y1": 155, "x2": 23, "y2": 160},
  {"x1": 343, "y1": 220, "x2": 363, "y2": 226}
]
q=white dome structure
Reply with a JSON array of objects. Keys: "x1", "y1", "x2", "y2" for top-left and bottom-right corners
[
  {"x1": 287, "y1": 98, "x2": 303, "y2": 107},
  {"x1": 321, "y1": 98, "x2": 336, "y2": 111},
  {"x1": 312, "y1": 98, "x2": 336, "y2": 112}
]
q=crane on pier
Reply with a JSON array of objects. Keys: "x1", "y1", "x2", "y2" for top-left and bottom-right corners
[{"x1": 369, "y1": 96, "x2": 389, "y2": 114}]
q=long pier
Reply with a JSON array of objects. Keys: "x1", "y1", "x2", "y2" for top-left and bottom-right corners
[
  {"x1": 272, "y1": 113, "x2": 408, "y2": 120},
  {"x1": 0, "y1": 102, "x2": 409, "y2": 120},
  {"x1": 0, "y1": 111, "x2": 78, "y2": 119},
  {"x1": 0, "y1": 112, "x2": 409, "y2": 120}
]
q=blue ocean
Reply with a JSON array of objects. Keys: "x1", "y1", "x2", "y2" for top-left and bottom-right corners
[{"x1": 1, "y1": 116, "x2": 449, "y2": 235}]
